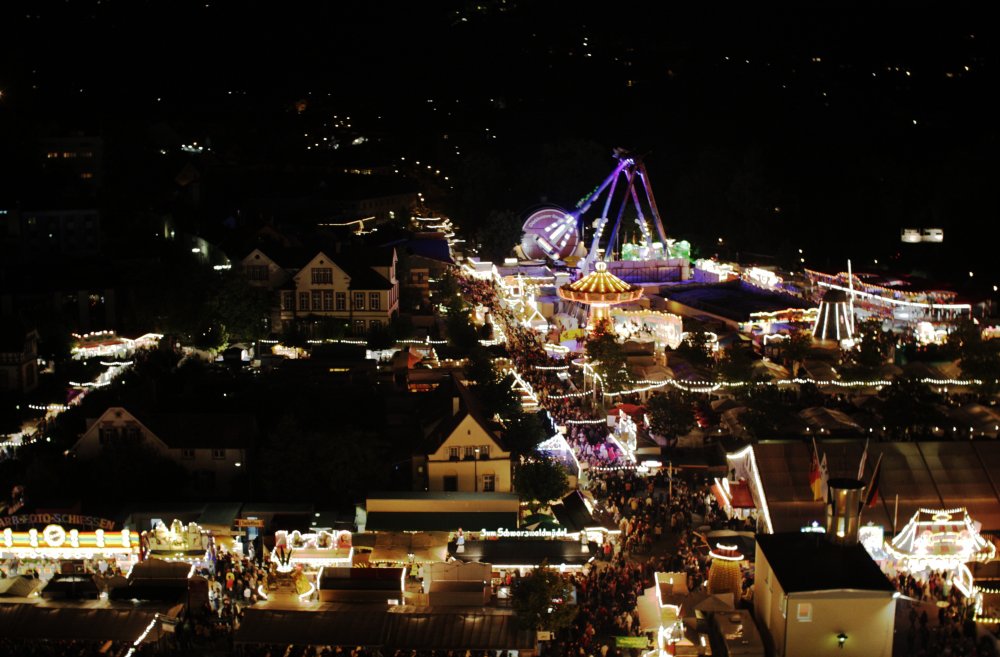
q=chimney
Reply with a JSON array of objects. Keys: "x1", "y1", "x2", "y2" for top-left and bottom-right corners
[
  {"x1": 825, "y1": 478, "x2": 866, "y2": 545},
  {"x1": 452, "y1": 396, "x2": 461, "y2": 417}
]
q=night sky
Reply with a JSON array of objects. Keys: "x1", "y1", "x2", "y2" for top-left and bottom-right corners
[{"x1": 2, "y1": 1, "x2": 997, "y2": 281}]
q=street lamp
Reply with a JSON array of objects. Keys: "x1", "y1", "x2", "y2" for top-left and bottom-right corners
[{"x1": 474, "y1": 447, "x2": 480, "y2": 491}]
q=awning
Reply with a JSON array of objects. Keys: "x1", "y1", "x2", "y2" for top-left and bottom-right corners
[
  {"x1": 729, "y1": 481, "x2": 755, "y2": 509},
  {"x1": 449, "y1": 538, "x2": 596, "y2": 567},
  {"x1": 365, "y1": 512, "x2": 517, "y2": 532},
  {"x1": 0, "y1": 604, "x2": 169, "y2": 641},
  {"x1": 550, "y1": 491, "x2": 595, "y2": 533},
  {"x1": 234, "y1": 606, "x2": 535, "y2": 650}
]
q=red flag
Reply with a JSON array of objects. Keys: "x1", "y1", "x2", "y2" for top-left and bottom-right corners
[
  {"x1": 865, "y1": 453, "x2": 883, "y2": 508},
  {"x1": 809, "y1": 439, "x2": 822, "y2": 501}
]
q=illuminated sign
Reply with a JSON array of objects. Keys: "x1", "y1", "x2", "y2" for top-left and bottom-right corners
[
  {"x1": 0, "y1": 514, "x2": 117, "y2": 530},
  {"x1": 2, "y1": 525, "x2": 138, "y2": 556},
  {"x1": 479, "y1": 527, "x2": 569, "y2": 538}
]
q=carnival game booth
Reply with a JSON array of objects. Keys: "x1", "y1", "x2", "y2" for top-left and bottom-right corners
[
  {"x1": 141, "y1": 519, "x2": 212, "y2": 564},
  {"x1": 273, "y1": 528, "x2": 353, "y2": 568},
  {"x1": 1, "y1": 521, "x2": 140, "y2": 578},
  {"x1": 885, "y1": 507, "x2": 996, "y2": 600},
  {"x1": 258, "y1": 529, "x2": 353, "y2": 606}
]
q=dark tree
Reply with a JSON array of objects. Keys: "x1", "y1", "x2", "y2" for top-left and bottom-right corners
[
  {"x1": 514, "y1": 458, "x2": 569, "y2": 511},
  {"x1": 675, "y1": 331, "x2": 714, "y2": 368},
  {"x1": 502, "y1": 411, "x2": 549, "y2": 456},
  {"x1": 741, "y1": 384, "x2": 790, "y2": 440},
  {"x1": 844, "y1": 319, "x2": 893, "y2": 378},
  {"x1": 716, "y1": 341, "x2": 757, "y2": 382},
  {"x1": 646, "y1": 390, "x2": 696, "y2": 445},
  {"x1": 585, "y1": 319, "x2": 631, "y2": 393},
  {"x1": 781, "y1": 330, "x2": 813, "y2": 377},
  {"x1": 512, "y1": 562, "x2": 579, "y2": 632},
  {"x1": 211, "y1": 270, "x2": 272, "y2": 344},
  {"x1": 947, "y1": 319, "x2": 1000, "y2": 392}
]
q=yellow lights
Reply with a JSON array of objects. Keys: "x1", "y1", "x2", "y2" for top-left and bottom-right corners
[{"x1": 566, "y1": 262, "x2": 636, "y2": 294}]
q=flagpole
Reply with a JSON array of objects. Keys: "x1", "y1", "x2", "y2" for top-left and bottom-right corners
[
  {"x1": 858, "y1": 438, "x2": 869, "y2": 480},
  {"x1": 893, "y1": 493, "x2": 899, "y2": 534}
]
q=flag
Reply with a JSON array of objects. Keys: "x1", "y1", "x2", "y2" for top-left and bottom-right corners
[
  {"x1": 820, "y1": 453, "x2": 830, "y2": 503},
  {"x1": 809, "y1": 439, "x2": 823, "y2": 501},
  {"x1": 865, "y1": 453, "x2": 883, "y2": 508},
  {"x1": 858, "y1": 438, "x2": 869, "y2": 480}
]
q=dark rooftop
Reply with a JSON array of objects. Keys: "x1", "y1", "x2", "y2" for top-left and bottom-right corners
[
  {"x1": 756, "y1": 533, "x2": 896, "y2": 594},
  {"x1": 665, "y1": 281, "x2": 811, "y2": 322}
]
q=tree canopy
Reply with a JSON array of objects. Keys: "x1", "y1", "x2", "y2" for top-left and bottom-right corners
[
  {"x1": 514, "y1": 458, "x2": 569, "y2": 511},
  {"x1": 584, "y1": 319, "x2": 631, "y2": 393},
  {"x1": 646, "y1": 390, "x2": 696, "y2": 444},
  {"x1": 512, "y1": 562, "x2": 579, "y2": 632}
]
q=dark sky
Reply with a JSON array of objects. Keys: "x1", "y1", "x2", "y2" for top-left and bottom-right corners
[{"x1": 1, "y1": 1, "x2": 996, "y2": 277}]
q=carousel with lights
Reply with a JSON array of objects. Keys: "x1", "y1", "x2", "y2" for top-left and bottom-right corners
[
  {"x1": 557, "y1": 261, "x2": 644, "y2": 330},
  {"x1": 885, "y1": 507, "x2": 996, "y2": 605}
]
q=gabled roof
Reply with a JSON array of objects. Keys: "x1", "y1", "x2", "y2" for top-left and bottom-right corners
[
  {"x1": 756, "y1": 533, "x2": 895, "y2": 594},
  {"x1": 290, "y1": 250, "x2": 394, "y2": 291},
  {"x1": 426, "y1": 376, "x2": 505, "y2": 455}
]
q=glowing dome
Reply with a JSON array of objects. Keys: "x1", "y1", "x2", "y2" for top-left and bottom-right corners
[{"x1": 558, "y1": 262, "x2": 643, "y2": 328}]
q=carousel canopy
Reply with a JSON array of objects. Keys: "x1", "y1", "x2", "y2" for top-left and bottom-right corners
[{"x1": 558, "y1": 262, "x2": 643, "y2": 303}]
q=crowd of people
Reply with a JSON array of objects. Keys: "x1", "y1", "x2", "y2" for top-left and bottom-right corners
[{"x1": 0, "y1": 639, "x2": 163, "y2": 657}]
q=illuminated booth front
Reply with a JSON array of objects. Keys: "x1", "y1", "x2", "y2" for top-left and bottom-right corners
[
  {"x1": 141, "y1": 519, "x2": 212, "y2": 564},
  {"x1": 2, "y1": 524, "x2": 139, "y2": 567},
  {"x1": 885, "y1": 507, "x2": 996, "y2": 600}
]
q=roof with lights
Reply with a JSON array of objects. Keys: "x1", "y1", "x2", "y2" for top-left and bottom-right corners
[{"x1": 886, "y1": 507, "x2": 996, "y2": 565}]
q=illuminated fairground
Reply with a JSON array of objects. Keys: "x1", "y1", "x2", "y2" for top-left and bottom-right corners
[
  {"x1": 804, "y1": 268, "x2": 972, "y2": 328},
  {"x1": 557, "y1": 261, "x2": 643, "y2": 329}
]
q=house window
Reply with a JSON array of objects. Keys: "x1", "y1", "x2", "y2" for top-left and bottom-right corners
[
  {"x1": 298, "y1": 292, "x2": 309, "y2": 311},
  {"x1": 98, "y1": 426, "x2": 116, "y2": 445},
  {"x1": 311, "y1": 290, "x2": 321, "y2": 311},
  {"x1": 281, "y1": 291, "x2": 294, "y2": 311},
  {"x1": 449, "y1": 447, "x2": 460, "y2": 460},
  {"x1": 322, "y1": 290, "x2": 333, "y2": 311},
  {"x1": 245, "y1": 265, "x2": 269, "y2": 281},
  {"x1": 353, "y1": 292, "x2": 365, "y2": 310},
  {"x1": 352, "y1": 319, "x2": 366, "y2": 335},
  {"x1": 479, "y1": 445, "x2": 490, "y2": 459},
  {"x1": 182, "y1": 448, "x2": 195, "y2": 460},
  {"x1": 482, "y1": 474, "x2": 496, "y2": 492},
  {"x1": 465, "y1": 446, "x2": 477, "y2": 459},
  {"x1": 369, "y1": 293, "x2": 381, "y2": 310},
  {"x1": 370, "y1": 320, "x2": 381, "y2": 331},
  {"x1": 211, "y1": 448, "x2": 226, "y2": 460},
  {"x1": 124, "y1": 424, "x2": 141, "y2": 442},
  {"x1": 335, "y1": 292, "x2": 346, "y2": 311},
  {"x1": 312, "y1": 268, "x2": 333, "y2": 284},
  {"x1": 443, "y1": 476, "x2": 458, "y2": 492},
  {"x1": 796, "y1": 602, "x2": 812, "y2": 623}
]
